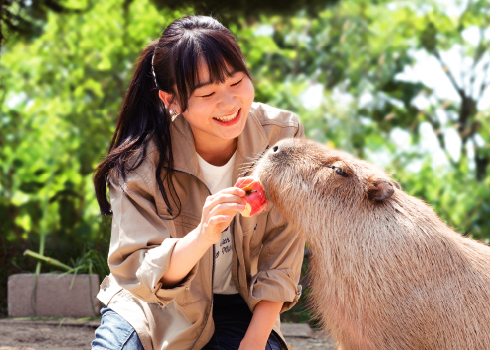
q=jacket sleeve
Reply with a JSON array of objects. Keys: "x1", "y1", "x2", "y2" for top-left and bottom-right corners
[
  {"x1": 107, "y1": 169, "x2": 197, "y2": 307},
  {"x1": 248, "y1": 115, "x2": 305, "y2": 313}
]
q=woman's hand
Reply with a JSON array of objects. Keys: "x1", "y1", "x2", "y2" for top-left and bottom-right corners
[
  {"x1": 198, "y1": 187, "x2": 246, "y2": 244},
  {"x1": 160, "y1": 187, "x2": 245, "y2": 288}
]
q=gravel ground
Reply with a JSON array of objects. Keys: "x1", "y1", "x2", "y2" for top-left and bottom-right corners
[{"x1": 0, "y1": 320, "x2": 337, "y2": 350}]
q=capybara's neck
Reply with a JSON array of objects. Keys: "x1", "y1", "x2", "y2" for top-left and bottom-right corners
[{"x1": 277, "y1": 186, "x2": 490, "y2": 301}]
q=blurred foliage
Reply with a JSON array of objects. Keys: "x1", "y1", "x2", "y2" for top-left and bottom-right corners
[
  {"x1": 1, "y1": 0, "x2": 489, "y2": 322},
  {"x1": 1, "y1": 0, "x2": 339, "y2": 47}
]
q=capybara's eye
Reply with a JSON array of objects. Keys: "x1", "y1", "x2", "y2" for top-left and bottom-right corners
[
  {"x1": 335, "y1": 168, "x2": 348, "y2": 178},
  {"x1": 327, "y1": 165, "x2": 349, "y2": 178}
]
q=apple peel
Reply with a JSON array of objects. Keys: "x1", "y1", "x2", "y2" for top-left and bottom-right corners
[{"x1": 235, "y1": 177, "x2": 267, "y2": 217}]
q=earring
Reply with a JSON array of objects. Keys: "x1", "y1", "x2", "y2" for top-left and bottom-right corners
[{"x1": 166, "y1": 105, "x2": 180, "y2": 117}]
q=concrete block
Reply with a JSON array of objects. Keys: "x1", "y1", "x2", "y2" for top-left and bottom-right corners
[
  {"x1": 281, "y1": 322, "x2": 314, "y2": 337},
  {"x1": 8, "y1": 273, "x2": 100, "y2": 318}
]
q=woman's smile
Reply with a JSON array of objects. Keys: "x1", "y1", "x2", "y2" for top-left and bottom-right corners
[{"x1": 213, "y1": 108, "x2": 241, "y2": 125}]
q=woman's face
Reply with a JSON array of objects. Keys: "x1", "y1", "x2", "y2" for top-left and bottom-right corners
[{"x1": 177, "y1": 62, "x2": 255, "y2": 146}]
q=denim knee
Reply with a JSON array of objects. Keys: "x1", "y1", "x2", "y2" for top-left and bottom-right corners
[
  {"x1": 92, "y1": 306, "x2": 144, "y2": 350},
  {"x1": 266, "y1": 332, "x2": 283, "y2": 350}
]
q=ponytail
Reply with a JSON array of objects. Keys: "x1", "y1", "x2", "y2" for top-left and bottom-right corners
[{"x1": 93, "y1": 43, "x2": 180, "y2": 217}]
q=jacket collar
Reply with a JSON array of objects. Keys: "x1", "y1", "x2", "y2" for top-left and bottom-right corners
[{"x1": 169, "y1": 106, "x2": 270, "y2": 184}]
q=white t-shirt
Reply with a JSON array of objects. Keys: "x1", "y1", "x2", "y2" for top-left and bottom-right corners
[{"x1": 196, "y1": 152, "x2": 239, "y2": 295}]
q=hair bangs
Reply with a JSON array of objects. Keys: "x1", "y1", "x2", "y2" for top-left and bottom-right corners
[{"x1": 173, "y1": 30, "x2": 250, "y2": 111}]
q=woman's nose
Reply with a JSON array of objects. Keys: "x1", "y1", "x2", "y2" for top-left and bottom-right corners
[{"x1": 218, "y1": 91, "x2": 237, "y2": 110}]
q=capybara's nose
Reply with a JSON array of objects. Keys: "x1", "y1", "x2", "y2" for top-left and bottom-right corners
[{"x1": 272, "y1": 145, "x2": 279, "y2": 152}]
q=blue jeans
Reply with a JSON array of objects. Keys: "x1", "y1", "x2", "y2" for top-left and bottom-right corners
[
  {"x1": 92, "y1": 306, "x2": 144, "y2": 350},
  {"x1": 91, "y1": 294, "x2": 283, "y2": 350}
]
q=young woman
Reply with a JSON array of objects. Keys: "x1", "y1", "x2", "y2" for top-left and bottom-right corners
[{"x1": 92, "y1": 15, "x2": 305, "y2": 350}]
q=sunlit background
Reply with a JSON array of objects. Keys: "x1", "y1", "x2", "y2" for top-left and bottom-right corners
[{"x1": 1, "y1": 0, "x2": 489, "y2": 322}]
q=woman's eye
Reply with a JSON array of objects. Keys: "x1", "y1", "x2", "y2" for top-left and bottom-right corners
[
  {"x1": 196, "y1": 77, "x2": 243, "y2": 97},
  {"x1": 231, "y1": 78, "x2": 243, "y2": 87}
]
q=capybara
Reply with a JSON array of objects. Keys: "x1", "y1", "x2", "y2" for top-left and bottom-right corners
[{"x1": 252, "y1": 138, "x2": 490, "y2": 350}]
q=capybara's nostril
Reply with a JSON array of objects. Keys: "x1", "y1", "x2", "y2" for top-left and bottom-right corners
[{"x1": 272, "y1": 146, "x2": 279, "y2": 152}]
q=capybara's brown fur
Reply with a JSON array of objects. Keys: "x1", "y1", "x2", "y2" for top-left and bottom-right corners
[{"x1": 253, "y1": 138, "x2": 490, "y2": 350}]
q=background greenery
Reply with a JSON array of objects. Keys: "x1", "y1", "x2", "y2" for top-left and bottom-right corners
[{"x1": 1, "y1": 0, "x2": 489, "y2": 323}]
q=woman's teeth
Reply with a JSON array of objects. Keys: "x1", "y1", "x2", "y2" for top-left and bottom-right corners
[{"x1": 214, "y1": 110, "x2": 238, "y2": 122}]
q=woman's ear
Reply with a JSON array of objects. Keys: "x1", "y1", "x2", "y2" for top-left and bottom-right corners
[{"x1": 158, "y1": 90, "x2": 180, "y2": 113}]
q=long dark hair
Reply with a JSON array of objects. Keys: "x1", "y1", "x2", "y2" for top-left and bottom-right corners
[{"x1": 94, "y1": 15, "x2": 251, "y2": 217}]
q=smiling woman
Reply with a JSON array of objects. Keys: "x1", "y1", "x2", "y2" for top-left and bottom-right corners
[
  {"x1": 92, "y1": 15, "x2": 305, "y2": 350},
  {"x1": 159, "y1": 62, "x2": 255, "y2": 166}
]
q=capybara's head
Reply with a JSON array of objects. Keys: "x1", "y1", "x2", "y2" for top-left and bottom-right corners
[{"x1": 253, "y1": 138, "x2": 401, "y2": 233}]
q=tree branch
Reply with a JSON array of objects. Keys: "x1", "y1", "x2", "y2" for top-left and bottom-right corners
[
  {"x1": 473, "y1": 135, "x2": 489, "y2": 181},
  {"x1": 476, "y1": 58, "x2": 490, "y2": 101},
  {"x1": 433, "y1": 48, "x2": 464, "y2": 100},
  {"x1": 424, "y1": 111, "x2": 458, "y2": 169},
  {"x1": 461, "y1": 46, "x2": 467, "y2": 96},
  {"x1": 471, "y1": 28, "x2": 486, "y2": 70}
]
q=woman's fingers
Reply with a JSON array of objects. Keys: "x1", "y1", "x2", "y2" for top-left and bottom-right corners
[
  {"x1": 204, "y1": 193, "x2": 246, "y2": 213},
  {"x1": 208, "y1": 202, "x2": 245, "y2": 218},
  {"x1": 235, "y1": 176, "x2": 249, "y2": 185},
  {"x1": 207, "y1": 192, "x2": 245, "y2": 203},
  {"x1": 199, "y1": 187, "x2": 248, "y2": 243},
  {"x1": 217, "y1": 187, "x2": 245, "y2": 197},
  {"x1": 208, "y1": 215, "x2": 231, "y2": 226},
  {"x1": 227, "y1": 186, "x2": 246, "y2": 195}
]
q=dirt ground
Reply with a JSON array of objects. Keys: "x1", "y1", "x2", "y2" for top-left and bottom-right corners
[
  {"x1": 0, "y1": 322, "x2": 95, "y2": 350},
  {"x1": 0, "y1": 320, "x2": 337, "y2": 350}
]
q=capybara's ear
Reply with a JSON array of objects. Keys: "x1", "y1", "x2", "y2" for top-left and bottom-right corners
[
  {"x1": 392, "y1": 180, "x2": 402, "y2": 190},
  {"x1": 368, "y1": 176, "x2": 395, "y2": 201}
]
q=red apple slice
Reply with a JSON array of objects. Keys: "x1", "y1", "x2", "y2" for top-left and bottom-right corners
[{"x1": 235, "y1": 177, "x2": 267, "y2": 217}]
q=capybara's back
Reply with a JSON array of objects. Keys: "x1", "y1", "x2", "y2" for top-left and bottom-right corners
[{"x1": 254, "y1": 138, "x2": 490, "y2": 350}]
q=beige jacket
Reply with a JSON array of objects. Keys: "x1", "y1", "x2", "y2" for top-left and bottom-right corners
[{"x1": 97, "y1": 102, "x2": 305, "y2": 350}]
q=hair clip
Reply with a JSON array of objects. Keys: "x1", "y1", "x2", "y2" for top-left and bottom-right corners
[{"x1": 151, "y1": 48, "x2": 163, "y2": 91}]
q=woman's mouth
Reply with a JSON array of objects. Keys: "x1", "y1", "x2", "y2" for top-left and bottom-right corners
[{"x1": 213, "y1": 109, "x2": 241, "y2": 125}]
